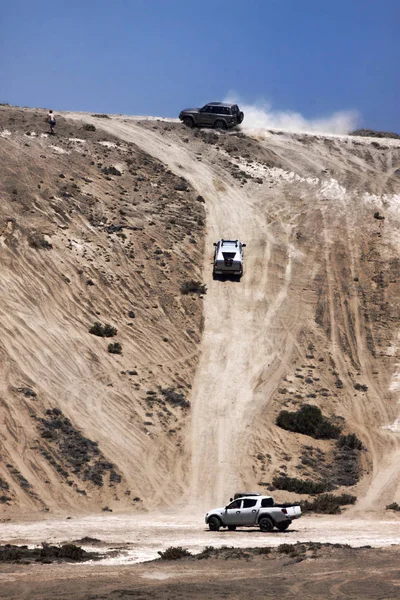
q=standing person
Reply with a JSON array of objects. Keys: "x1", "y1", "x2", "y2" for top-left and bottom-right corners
[{"x1": 48, "y1": 110, "x2": 56, "y2": 134}]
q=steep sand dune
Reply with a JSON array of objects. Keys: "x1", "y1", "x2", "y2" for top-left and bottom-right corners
[
  {"x1": 1, "y1": 106, "x2": 400, "y2": 517},
  {"x1": 65, "y1": 113, "x2": 400, "y2": 511}
]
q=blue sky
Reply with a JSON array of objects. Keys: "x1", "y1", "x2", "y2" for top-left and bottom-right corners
[{"x1": 1, "y1": 0, "x2": 399, "y2": 131}]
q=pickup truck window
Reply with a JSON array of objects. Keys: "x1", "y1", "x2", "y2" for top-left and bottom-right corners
[
  {"x1": 242, "y1": 498, "x2": 257, "y2": 508},
  {"x1": 261, "y1": 498, "x2": 274, "y2": 507},
  {"x1": 227, "y1": 499, "x2": 241, "y2": 509}
]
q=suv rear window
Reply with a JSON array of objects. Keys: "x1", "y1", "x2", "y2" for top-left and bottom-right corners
[{"x1": 213, "y1": 106, "x2": 230, "y2": 115}]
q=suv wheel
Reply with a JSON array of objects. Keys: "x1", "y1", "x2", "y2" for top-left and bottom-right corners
[
  {"x1": 238, "y1": 112, "x2": 244, "y2": 124},
  {"x1": 208, "y1": 516, "x2": 221, "y2": 531},
  {"x1": 183, "y1": 117, "x2": 194, "y2": 128},
  {"x1": 213, "y1": 120, "x2": 226, "y2": 130},
  {"x1": 259, "y1": 517, "x2": 274, "y2": 532}
]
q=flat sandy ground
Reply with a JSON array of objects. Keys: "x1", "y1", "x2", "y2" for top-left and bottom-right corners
[
  {"x1": 1, "y1": 512, "x2": 400, "y2": 560},
  {"x1": 1, "y1": 513, "x2": 400, "y2": 599},
  {"x1": 1, "y1": 545, "x2": 399, "y2": 600}
]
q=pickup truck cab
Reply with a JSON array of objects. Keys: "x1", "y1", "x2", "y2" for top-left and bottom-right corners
[{"x1": 205, "y1": 494, "x2": 301, "y2": 532}]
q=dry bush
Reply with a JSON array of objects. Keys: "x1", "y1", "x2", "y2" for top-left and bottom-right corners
[
  {"x1": 158, "y1": 546, "x2": 191, "y2": 560},
  {"x1": 386, "y1": 502, "x2": 400, "y2": 511},
  {"x1": 28, "y1": 231, "x2": 52, "y2": 249},
  {"x1": 108, "y1": 342, "x2": 122, "y2": 354},
  {"x1": 180, "y1": 280, "x2": 207, "y2": 295},
  {"x1": 89, "y1": 322, "x2": 117, "y2": 337}
]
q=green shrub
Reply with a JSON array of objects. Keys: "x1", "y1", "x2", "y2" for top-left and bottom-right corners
[
  {"x1": 158, "y1": 546, "x2": 191, "y2": 560},
  {"x1": 272, "y1": 475, "x2": 329, "y2": 495},
  {"x1": 300, "y1": 493, "x2": 356, "y2": 514},
  {"x1": 276, "y1": 405, "x2": 341, "y2": 439},
  {"x1": 386, "y1": 502, "x2": 400, "y2": 511},
  {"x1": 108, "y1": 342, "x2": 122, "y2": 354}
]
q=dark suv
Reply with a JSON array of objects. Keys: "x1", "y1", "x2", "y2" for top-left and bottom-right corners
[{"x1": 179, "y1": 102, "x2": 244, "y2": 130}]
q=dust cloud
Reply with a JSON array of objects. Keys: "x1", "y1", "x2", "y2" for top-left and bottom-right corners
[{"x1": 225, "y1": 93, "x2": 359, "y2": 134}]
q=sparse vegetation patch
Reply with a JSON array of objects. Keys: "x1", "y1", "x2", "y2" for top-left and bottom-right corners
[
  {"x1": 0, "y1": 476, "x2": 9, "y2": 491},
  {"x1": 300, "y1": 493, "x2": 357, "y2": 514},
  {"x1": 5, "y1": 464, "x2": 32, "y2": 490},
  {"x1": 160, "y1": 387, "x2": 190, "y2": 409},
  {"x1": 276, "y1": 405, "x2": 341, "y2": 439},
  {"x1": 38, "y1": 408, "x2": 121, "y2": 487},
  {"x1": 337, "y1": 433, "x2": 363, "y2": 451},
  {"x1": 272, "y1": 475, "x2": 331, "y2": 495},
  {"x1": 0, "y1": 543, "x2": 101, "y2": 564},
  {"x1": 350, "y1": 129, "x2": 400, "y2": 139}
]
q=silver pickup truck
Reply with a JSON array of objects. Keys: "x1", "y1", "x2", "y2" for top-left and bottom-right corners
[
  {"x1": 213, "y1": 239, "x2": 246, "y2": 279},
  {"x1": 205, "y1": 493, "x2": 301, "y2": 532}
]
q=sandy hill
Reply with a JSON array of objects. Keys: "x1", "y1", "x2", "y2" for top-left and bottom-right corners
[{"x1": 0, "y1": 106, "x2": 399, "y2": 517}]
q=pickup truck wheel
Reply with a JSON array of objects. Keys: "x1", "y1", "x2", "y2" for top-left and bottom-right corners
[
  {"x1": 213, "y1": 120, "x2": 227, "y2": 130},
  {"x1": 208, "y1": 516, "x2": 221, "y2": 531},
  {"x1": 183, "y1": 117, "x2": 194, "y2": 128},
  {"x1": 227, "y1": 525, "x2": 236, "y2": 531},
  {"x1": 276, "y1": 522, "x2": 290, "y2": 532},
  {"x1": 259, "y1": 517, "x2": 274, "y2": 533}
]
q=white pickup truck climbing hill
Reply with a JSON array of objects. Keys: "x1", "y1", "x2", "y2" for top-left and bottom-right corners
[{"x1": 205, "y1": 494, "x2": 301, "y2": 532}]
